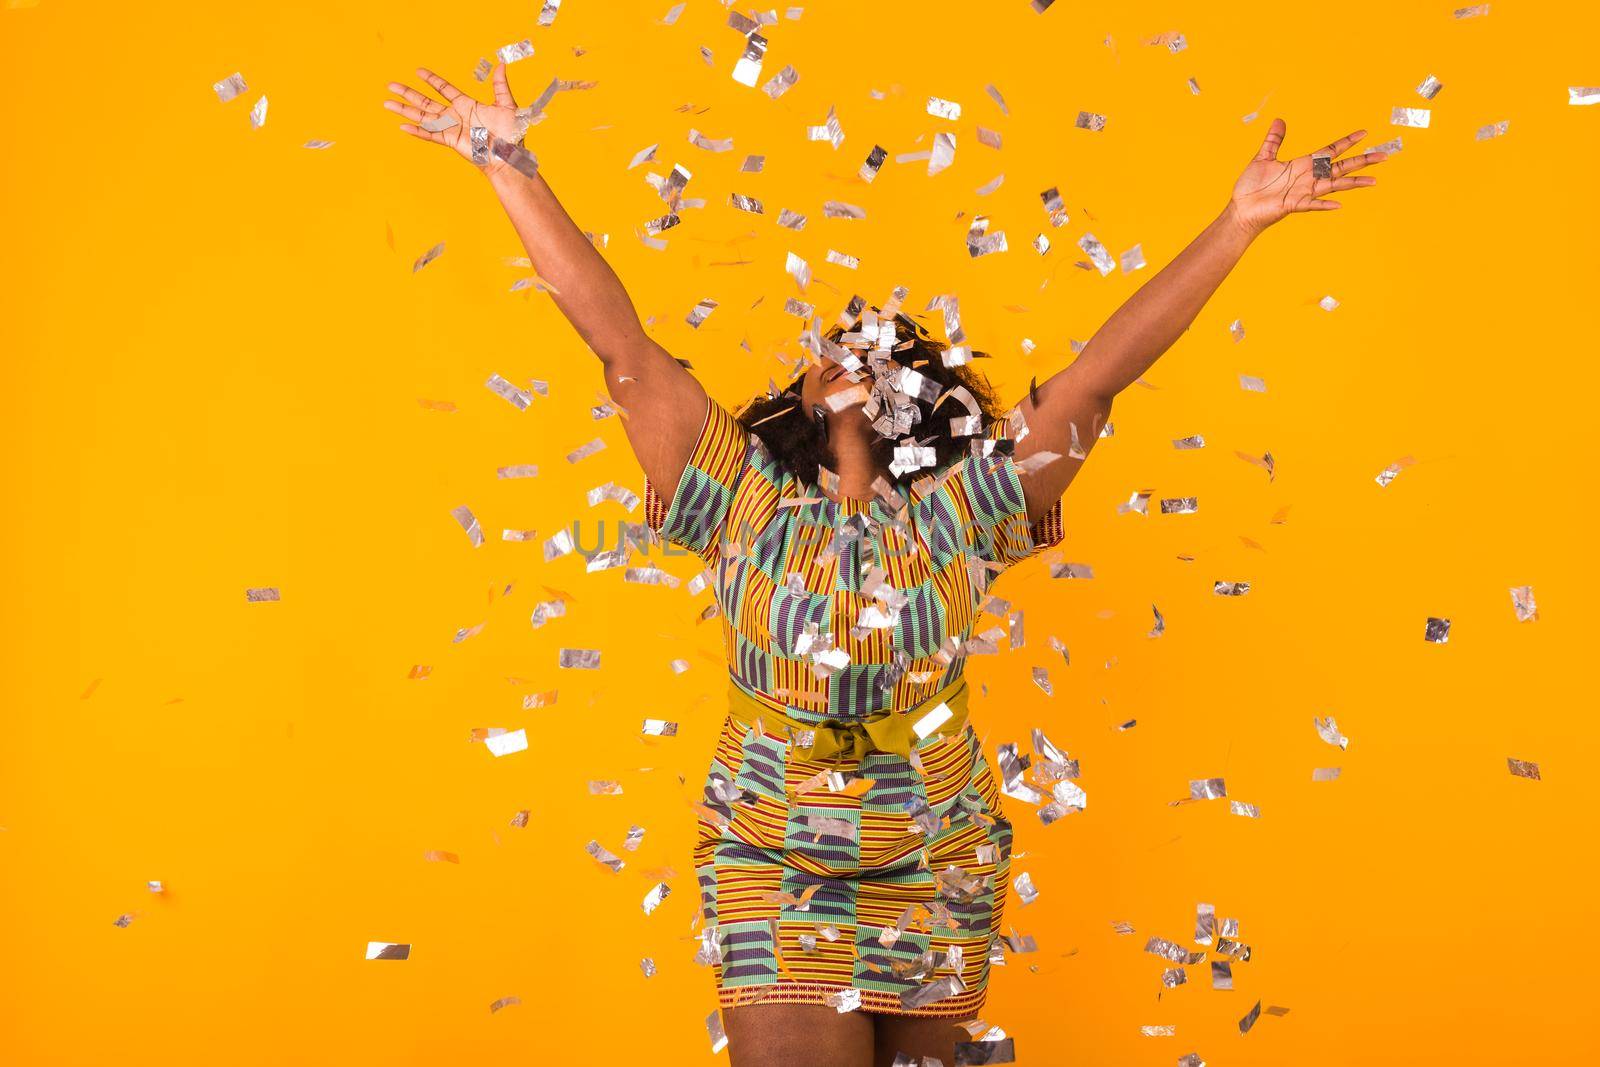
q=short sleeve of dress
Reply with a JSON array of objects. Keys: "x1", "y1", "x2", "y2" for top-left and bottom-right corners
[
  {"x1": 643, "y1": 396, "x2": 752, "y2": 560},
  {"x1": 947, "y1": 424, "x2": 1066, "y2": 570}
]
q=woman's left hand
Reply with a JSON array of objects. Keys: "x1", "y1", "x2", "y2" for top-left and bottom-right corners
[{"x1": 1228, "y1": 118, "x2": 1388, "y2": 236}]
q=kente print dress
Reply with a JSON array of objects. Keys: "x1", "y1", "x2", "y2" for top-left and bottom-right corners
[{"x1": 643, "y1": 396, "x2": 1064, "y2": 1018}]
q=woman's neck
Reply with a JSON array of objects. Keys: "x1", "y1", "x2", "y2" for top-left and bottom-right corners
[{"x1": 822, "y1": 418, "x2": 883, "y2": 503}]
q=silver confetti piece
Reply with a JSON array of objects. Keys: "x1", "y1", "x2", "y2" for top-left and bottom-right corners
[
  {"x1": 1196, "y1": 903, "x2": 1216, "y2": 946},
  {"x1": 1239, "y1": 374, "x2": 1267, "y2": 392},
  {"x1": 624, "y1": 825, "x2": 645, "y2": 850},
  {"x1": 420, "y1": 113, "x2": 459, "y2": 133},
  {"x1": 762, "y1": 64, "x2": 799, "y2": 100},
  {"x1": 490, "y1": 996, "x2": 521, "y2": 1014},
  {"x1": 1145, "y1": 937, "x2": 1204, "y2": 965},
  {"x1": 469, "y1": 126, "x2": 490, "y2": 166},
  {"x1": 303, "y1": 139, "x2": 335, "y2": 150},
  {"x1": 485, "y1": 729, "x2": 527, "y2": 757},
  {"x1": 826, "y1": 988, "x2": 862, "y2": 1013},
  {"x1": 823, "y1": 200, "x2": 866, "y2": 219},
  {"x1": 685, "y1": 297, "x2": 718, "y2": 328},
  {"x1": 1315, "y1": 715, "x2": 1349, "y2": 750},
  {"x1": 1476, "y1": 120, "x2": 1510, "y2": 140},
  {"x1": 1417, "y1": 74, "x2": 1444, "y2": 100},
  {"x1": 1509, "y1": 585, "x2": 1538, "y2": 622},
  {"x1": 731, "y1": 31, "x2": 767, "y2": 88},
  {"x1": 1312, "y1": 766, "x2": 1342, "y2": 782},
  {"x1": 586, "y1": 839, "x2": 625, "y2": 873},
  {"x1": 451, "y1": 506, "x2": 484, "y2": 548},
  {"x1": 786, "y1": 251, "x2": 810, "y2": 290},
  {"x1": 688, "y1": 128, "x2": 734, "y2": 152},
  {"x1": 497, "y1": 40, "x2": 534, "y2": 64},
  {"x1": 927, "y1": 96, "x2": 962, "y2": 121},
  {"x1": 928, "y1": 132, "x2": 957, "y2": 176},
  {"x1": 806, "y1": 105, "x2": 844, "y2": 149},
  {"x1": 1014, "y1": 872, "x2": 1039, "y2": 905},
  {"x1": 1230, "y1": 800, "x2": 1261, "y2": 818},
  {"x1": 1075, "y1": 110, "x2": 1108, "y2": 131},
  {"x1": 826, "y1": 249, "x2": 860, "y2": 269},
  {"x1": 641, "y1": 883, "x2": 671, "y2": 916},
  {"x1": 640, "y1": 957, "x2": 656, "y2": 977},
  {"x1": 1189, "y1": 778, "x2": 1226, "y2": 800},
  {"x1": 729, "y1": 192, "x2": 763, "y2": 214},
  {"x1": 1240, "y1": 1000, "x2": 1262, "y2": 1035},
  {"x1": 641, "y1": 719, "x2": 678, "y2": 736},
  {"x1": 566, "y1": 438, "x2": 606, "y2": 463},
  {"x1": 1212, "y1": 961, "x2": 1232, "y2": 990},
  {"x1": 543, "y1": 529, "x2": 574, "y2": 560},
  {"x1": 1162, "y1": 968, "x2": 1187, "y2": 988},
  {"x1": 1141, "y1": 1025, "x2": 1176, "y2": 1037},
  {"x1": 1213, "y1": 581, "x2": 1250, "y2": 596},
  {"x1": 245, "y1": 587, "x2": 280, "y2": 602},
  {"x1": 485, "y1": 373, "x2": 533, "y2": 410},
  {"x1": 1120, "y1": 244, "x2": 1146, "y2": 272},
  {"x1": 1570, "y1": 87, "x2": 1600, "y2": 106},
  {"x1": 248, "y1": 96, "x2": 268, "y2": 129},
  {"x1": 559, "y1": 648, "x2": 601, "y2": 669},
  {"x1": 1160, "y1": 497, "x2": 1198, "y2": 515},
  {"x1": 1148, "y1": 604, "x2": 1165, "y2": 638},
  {"x1": 1078, "y1": 233, "x2": 1115, "y2": 276},
  {"x1": 1173, "y1": 435, "x2": 1205, "y2": 449},
  {"x1": 1178, "y1": 1055, "x2": 1206, "y2": 1067},
  {"x1": 366, "y1": 942, "x2": 411, "y2": 960},
  {"x1": 497, "y1": 464, "x2": 538, "y2": 479},
  {"x1": 706, "y1": 1011, "x2": 728, "y2": 1053},
  {"x1": 1424, "y1": 616, "x2": 1451, "y2": 643},
  {"x1": 1391, "y1": 106, "x2": 1431, "y2": 128},
  {"x1": 412, "y1": 242, "x2": 445, "y2": 273},
  {"x1": 1507, "y1": 757, "x2": 1541, "y2": 780},
  {"x1": 213, "y1": 72, "x2": 248, "y2": 103}
]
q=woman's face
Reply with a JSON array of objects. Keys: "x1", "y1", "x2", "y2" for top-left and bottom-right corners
[{"x1": 799, "y1": 352, "x2": 866, "y2": 416}]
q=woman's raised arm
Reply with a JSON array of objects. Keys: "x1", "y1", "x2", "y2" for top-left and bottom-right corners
[
  {"x1": 385, "y1": 64, "x2": 711, "y2": 505},
  {"x1": 1010, "y1": 119, "x2": 1388, "y2": 522}
]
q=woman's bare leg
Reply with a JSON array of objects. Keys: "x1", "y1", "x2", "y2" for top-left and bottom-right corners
[
  {"x1": 871, "y1": 1012, "x2": 974, "y2": 1067},
  {"x1": 724, "y1": 1002, "x2": 876, "y2": 1067}
]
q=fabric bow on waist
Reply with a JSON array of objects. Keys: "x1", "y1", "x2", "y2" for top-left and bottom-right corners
[{"x1": 725, "y1": 677, "x2": 970, "y2": 760}]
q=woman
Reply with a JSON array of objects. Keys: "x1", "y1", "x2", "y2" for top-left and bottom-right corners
[{"x1": 384, "y1": 63, "x2": 1384, "y2": 1067}]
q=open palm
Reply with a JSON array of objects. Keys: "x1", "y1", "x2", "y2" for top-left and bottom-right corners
[
  {"x1": 1230, "y1": 118, "x2": 1387, "y2": 234},
  {"x1": 384, "y1": 65, "x2": 527, "y2": 173}
]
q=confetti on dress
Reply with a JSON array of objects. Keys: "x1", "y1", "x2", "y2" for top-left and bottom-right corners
[
  {"x1": 366, "y1": 942, "x2": 411, "y2": 960},
  {"x1": 248, "y1": 96, "x2": 268, "y2": 129},
  {"x1": 1075, "y1": 110, "x2": 1108, "y2": 131},
  {"x1": 213, "y1": 73, "x2": 248, "y2": 103},
  {"x1": 1568, "y1": 87, "x2": 1600, "y2": 106},
  {"x1": 1507, "y1": 758, "x2": 1541, "y2": 780},
  {"x1": 245, "y1": 587, "x2": 280, "y2": 602},
  {"x1": 1392, "y1": 106, "x2": 1431, "y2": 128},
  {"x1": 1509, "y1": 585, "x2": 1538, "y2": 622},
  {"x1": 1424, "y1": 616, "x2": 1451, "y2": 643},
  {"x1": 412, "y1": 243, "x2": 445, "y2": 273},
  {"x1": 1417, "y1": 74, "x2": 1444, "y2": 100}
]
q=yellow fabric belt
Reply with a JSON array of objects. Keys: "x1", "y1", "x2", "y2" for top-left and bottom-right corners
[{"x1": 725, "y1": 675, "x2": 971, "y2": 760}]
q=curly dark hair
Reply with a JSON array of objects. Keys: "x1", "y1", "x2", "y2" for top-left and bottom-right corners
[{"x1": 734, "y1": 310, "x2": 1006, "y2": 489}]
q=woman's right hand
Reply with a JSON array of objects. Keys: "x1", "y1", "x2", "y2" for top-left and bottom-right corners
[{"x1": 384, "y1": 65, "x2": 527, "y2": 175}]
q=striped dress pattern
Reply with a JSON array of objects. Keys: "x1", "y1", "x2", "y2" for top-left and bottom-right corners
[{"x1": 645, "y1": 397, "x2": 1065, "y2": 1018}]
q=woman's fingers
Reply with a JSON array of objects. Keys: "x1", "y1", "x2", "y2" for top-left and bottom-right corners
[
  {"x1": 1331, "y1": 150, "x2": 1389, "y2": 177},
  {"x1": 387, "y1": 81, "x2": 444, "y2": 112},
  {"x1": 491, "y1": 62, "x2": 516, "y2": 107},
  {"x1": 1318, "y1": 128, "x2": 1367, "y2": 160},
  {"x1": 398, "y1": 123, "x2": 450, "y2": 147},
  {"x1": 383, "y1": 99, "x2": 431, "y2": 124},
  {"x1": 1304, "y1": 198, "x2": 1343, "y2": 211},
  {"x1": 1253, "y1": 117, "x2": 1287, "y2": 162},
  {"x1": 1316, "y1": 175, "x2": 1378, "y2": 195},
  {"x1": 416, "y1": 67, "x2": 465, "y2": 104}
]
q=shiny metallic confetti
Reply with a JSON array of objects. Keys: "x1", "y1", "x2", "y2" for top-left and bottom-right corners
[
  {"x1": 1570, "y1": 87, "x2": 1600, "y2": 106},
  {"x1": 1417, "y1": 74, "x2": 1444, "y2": 100},
  {"x1": 1230, "y1": 800, "x2": 1261, "y2": 818},
  {"x1": 497, "y1": 39, "x2": 534, "y2": 64},
  {"x1": 1476, "y1": 120, "x2": 1510, "y2": 140},
  {"x1": 640, "y1": 882, "x2": 671, "y2": 916},
  {"x1": 1509, "y1": 585, "x2": 1538, "y2": 622},
  {"x1": 1178, "y1": 1055, "x2": 1206, "y2": 1067},
  {"x1": 1376, "y1": 456, "x2": 1415, "y2": 486},
  {"x1": 1141, "y1": 1025, "x2": 1176, "y2": 1037},
  {"x1": 641, "y1": 719, "x2": 678, "y2": 736},
  {"x1": 640, "y1": 957, "x2": 657, "y2": 977},
  {"x1": 245, "y1": 587, "x2": 280, "y2": 602},
  {"x1": 1213, "y1": 581, "x2": 1250, "y2": 596},
  {"x1": 543, "y1": 529, "x2": 574, "y2": 560},
  {"x1": 1160, "y1": 497, "x2": 1198, "y2": 515},
  {"x1": 706, "y1": 1011, "x2": 728, "y2": 1053},
  {"x1": 412, "y1": 242, "x2": 445, "y2": 273},
  {"x1": 497, "y1": 464, "x2": 537, "y2": 479},
  {"x1": 1240, "y1": 1001, "x2": 1262, "y2": 1035},
  {"x1": 1507, "y1": 758, "x2": 1541, "y2": 780},
  {"x1": 1189, "y1": 778, "x2": 1227, "y2": 800},
  {"x1": 587, "y1": 839, "x2": 625, "y2": 873},
  {"x1": 489, "y1": 995, "x2": 521, "y2": 1014},
  {"x1": 366, "y1": 942, "x2": 411, "y2": 960},
  {"x1": 1162, "y1": 968, "x2": 1187, "y2": 988},
  {"x1": 731, "y1": 30, "x2": 767, "y2": 88},
  {"x1": 1145, "y1": 937, "x2": 1205, "y2": 965},
  {"x1": 823, "y1": 201, "x2": 866, "y2": 219},
  {"x1": 1392, "y1": 106, "x2": 1431, "y2": 128},
  {"x1": 423, "y1": 850, "x2": 459, "y2": 863},
  {"x1": 248, "y1": 96, "x2": 268, "y2": 129},
  {"x1": 113, "y1": 913, "x2": 136, "y2": 927},
  {"x1": 776, "y1": 208, "x2": 807, "y2": 229},
  {"x1": 1172, "y1": 435, "x2": 1205, "y2": 450},
  {"x1": 826, "y1": 988, "x2": 862, "y2": 1013},
  {"x1": 1049, "y1": 562, "x2": 1094, "y2": 580},
  {"x1": 1014, "y1": 872, "x2": 1039, "y2": 905},
  {"x1": 728, "y1": 192, "x2": 763, "y2": 215},
  {"x1": 762, "y1": 64, "x2": 799, "y2": 100},
  {"x1": 786, "y1": 251, "x2": 811, "y2": 291},
  {"x1": 303, "y1": 139, "x2": 335, "y2": 150},
  {"x1": 1196, "y1": 903, "x2": 1216, "y2": 945},
  {"x1": 688, "y1": 128, "x2": 734, "y2": 152},
  {"x1": 1424, "y1": 616, "x2": 1451, "y2": 643},
  {"x1": 1312, "y1": 766, "x2": 1342, "y2": 782},
  {"x1": 826, "y1": 249, "x2": 860, "y2": 270},
  {"x1": 148, "y1": 880, "x2": 164, "y2": 893},
  {"x1": 485, "y1": 729, "x2": 528, "y2": 757},
  {"x1": 1319, "y1": 294, "x2": 1339, "y2": 311},
  {"x1": 1239, "y1": 374, "x2": 1267, "y2": 392},
  {"x1": 975, "y1": 174, "x2": 1004, "y2": 197},
  {"x1": 450, "y1": 506, "x2": 484, "y2": 548},
  {"x1": 566, "y1": 438, "x2": 606, "y2": 463},
  {"x1": 807, "y1": 105, "x2": 844, "y2": 148},
  {"x1": 420, "y1": 113, "x2": 459, "y2": 133},
  {"x1": 1078, "y1": 233, "x2": 1115, "y2": 276},
  {"x1": 485, "y1": 373, "x2": 533, "y2": 410},
  {"x1": 927, "y1": 96, "x2": 962, "y2": 121},
  {"x1": 1120, "y1": 244, "x2": 1146, "y2": 272},
  {"x1": 1453, "y1": 3, "x2": 1489, "y2": 15},
  {"x1": 1075, "y1": 110, "x2": 1108, "y2": 131},
  {"x1": 1148, "y1": 605, "x2": 1165, "y2": 638},
  {"x1": 588, "y1": 779, "x2": 623, "y2": 795},
  {"x1": 509, "y1": 810, "x2": 530, "y2": 828},
  {"x1": 929, "y1": 132, "x2": 957, "y2": 176},
  {"x1": 1212, "y1": 961, "x2": 1233, "y2": 990},
  {"x1": 1315, "y1": 715, "x2": 1349, "y2": 750},
  {"x1": 685, "y1": 297, "x2": 718, "y2": 328},
  {"x1": 559, "y1": 648, "x2": 601, "y2": 669},
  {"x1": 213, "y1": 72, "x2": 248, "y2": 103}
]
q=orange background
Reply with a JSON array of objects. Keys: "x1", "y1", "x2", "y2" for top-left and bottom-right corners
[{"x1": 3, "y1": 0, "x2": 1596, "y2": 1063}]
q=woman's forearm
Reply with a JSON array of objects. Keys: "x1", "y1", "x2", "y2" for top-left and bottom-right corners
[
  {"x1": 485, "y1": 164, "x2": 653, "y2": 366},
  {"x1": 1064, "y1": 201, "x2": 1258, "y2": 402}
]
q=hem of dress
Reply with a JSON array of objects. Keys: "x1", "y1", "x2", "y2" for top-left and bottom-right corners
[{"x1": 717, "y1": 981, "x2": 986, "y2": 1019}]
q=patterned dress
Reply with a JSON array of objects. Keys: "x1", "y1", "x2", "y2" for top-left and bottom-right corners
[{"x1": 644, "y1": 396, "x2": 1064, "y2": 1018}]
